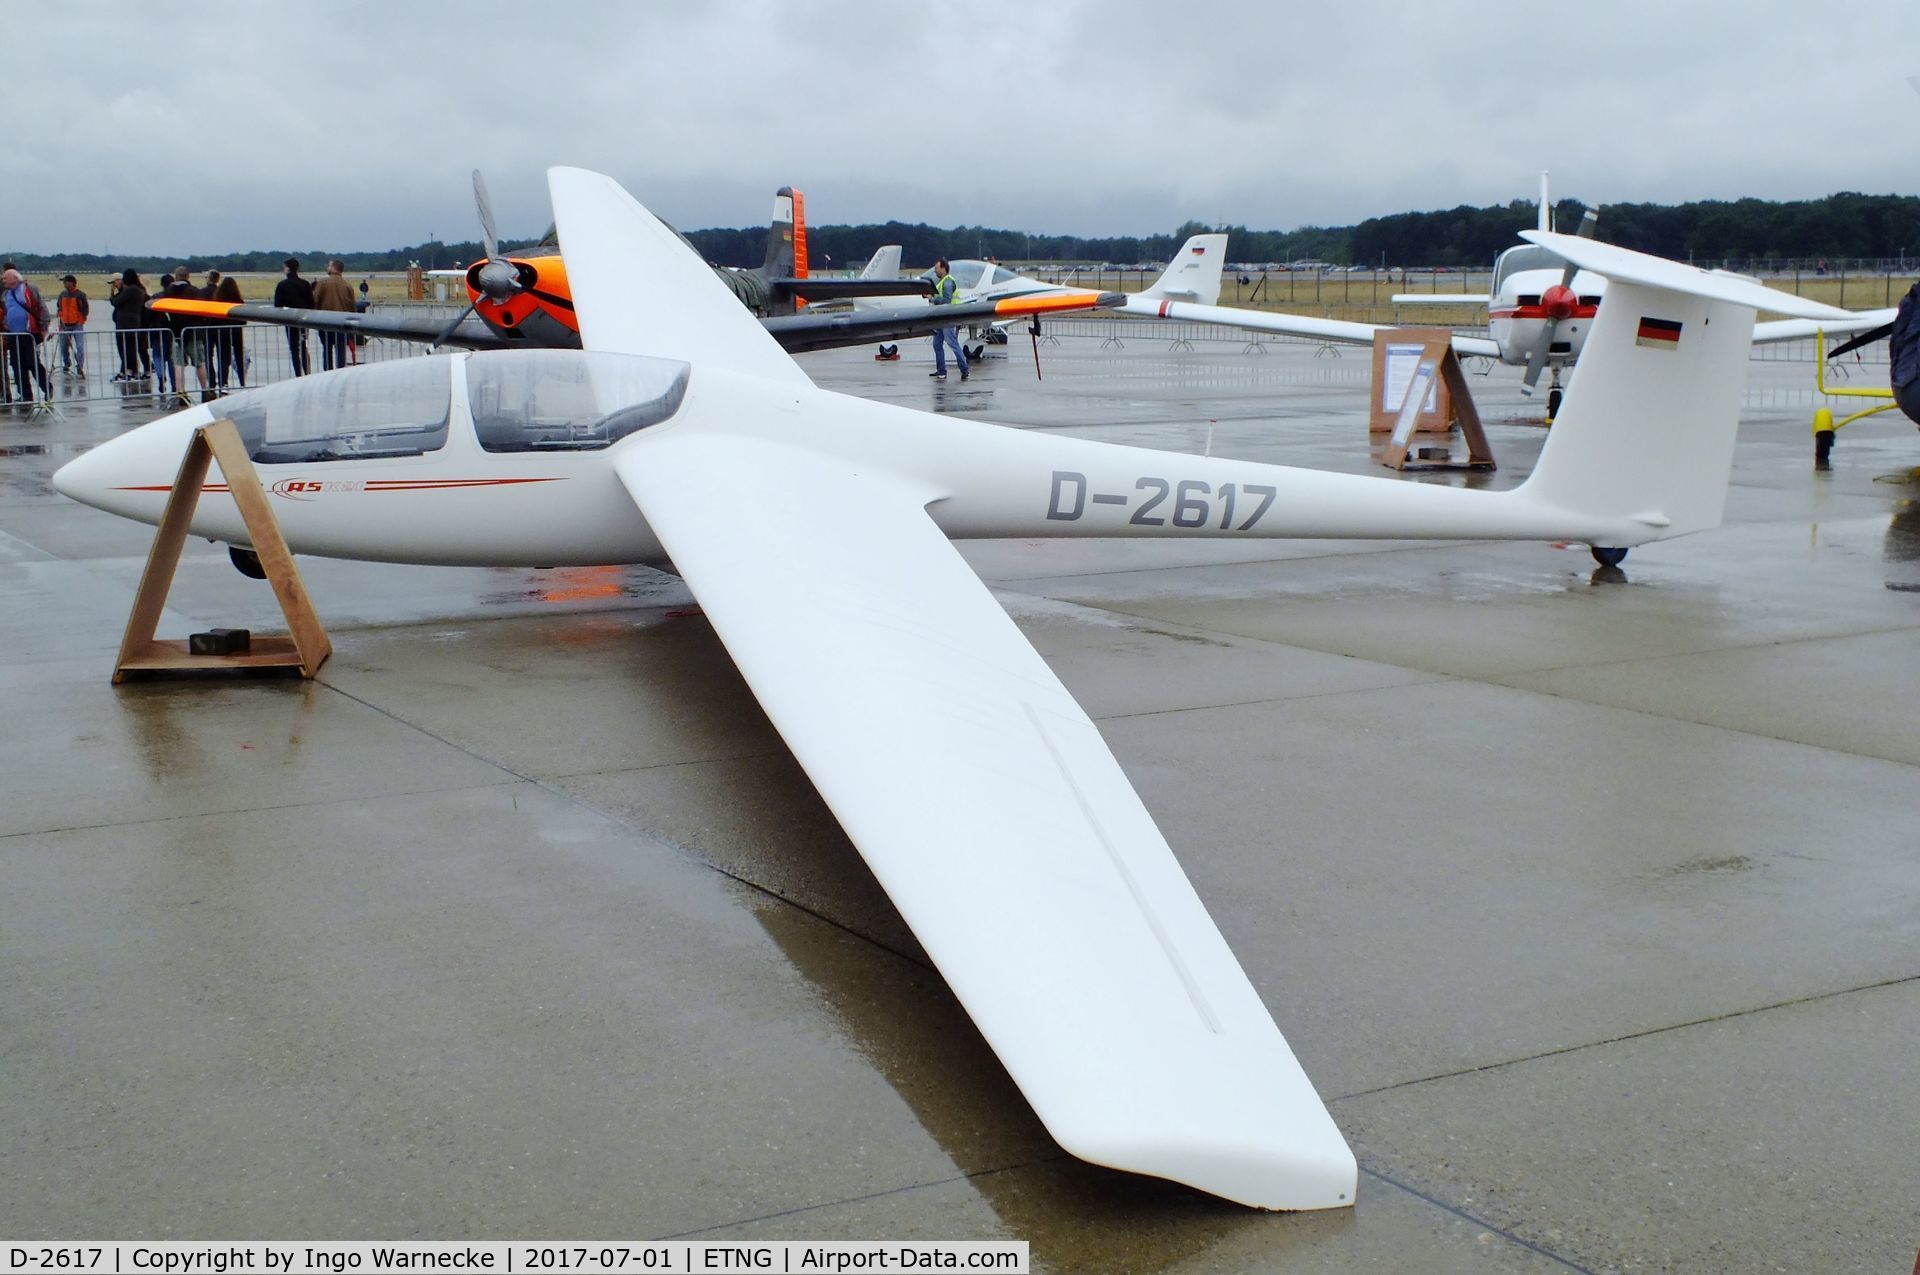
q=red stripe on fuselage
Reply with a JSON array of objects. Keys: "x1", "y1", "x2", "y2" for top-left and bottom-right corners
[{"x1": 1489, "y1": 305, "x2": 1600, "y2": 321}]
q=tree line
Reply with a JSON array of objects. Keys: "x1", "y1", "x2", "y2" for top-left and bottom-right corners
[{"x1": 11, "y1": 190, "x2": 1920, "y2": 278}]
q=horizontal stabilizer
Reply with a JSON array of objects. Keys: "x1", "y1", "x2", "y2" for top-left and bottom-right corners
[{"x1": 1520, "y1": 231, "x2": 1854, "y2": 320}]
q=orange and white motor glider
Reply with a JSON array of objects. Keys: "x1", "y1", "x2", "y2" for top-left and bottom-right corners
[{"x1": 56, "y1": 169, "x2": 1856, "y2": 1212}]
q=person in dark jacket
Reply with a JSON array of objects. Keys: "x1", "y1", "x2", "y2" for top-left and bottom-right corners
[
  {"x1": 151, "y1": 267, "x2": 197, "y2": 397},
  {"x1": 273, "y1": 257, "x2": 315, "y2": 375},
  {"x1": 211, "y1": 276, "x2": 247, "y2": 391},
  {"x1": 109, "y1": 269, "x2": 151, "y2": 381}
]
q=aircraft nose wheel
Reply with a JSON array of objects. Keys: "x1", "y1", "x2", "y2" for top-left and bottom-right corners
[
  {"x1": 1547, "y1": 387, "x2": 1564, "y2": 420},
  {"x1": 1589, "y1": 545, "x2": 1628, "y2": 567}
]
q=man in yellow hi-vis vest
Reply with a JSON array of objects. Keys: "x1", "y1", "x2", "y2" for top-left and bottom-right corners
[{"x1": 928, "y1": 259, "x2": 969, "y2": 381}]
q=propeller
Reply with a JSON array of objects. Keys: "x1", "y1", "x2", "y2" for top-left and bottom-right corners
[
  {"x1": 430, "y1": 169, "x2": 528, "y2": 350},
  {"x1": 1520, "y1": 207, "x2": 1599, "y2": 396}
]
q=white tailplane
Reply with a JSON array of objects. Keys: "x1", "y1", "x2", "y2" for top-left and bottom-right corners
[
  {"x1": 1513, "y1": 230, "x2": 1854, "y2": 542},
  {"x1": 1133, "y1": 233, "x2": 1228, "y2": 308}
]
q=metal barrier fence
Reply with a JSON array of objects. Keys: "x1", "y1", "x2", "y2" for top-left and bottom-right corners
[{"x1": 8, "y1": 320, "x2": 432, "y2": 408}]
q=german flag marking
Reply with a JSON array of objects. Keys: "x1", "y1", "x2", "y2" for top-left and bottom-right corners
[{"x1": 1636, "y1": 317, "x2": 1682, "y2": 349}]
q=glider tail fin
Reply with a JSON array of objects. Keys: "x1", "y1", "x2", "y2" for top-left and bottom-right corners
[
  {"x1": 1516, "y1": 232, "x2": 1852, "y2": 544},
  {"x1": 860, "y1": 245, "x2": 902, "y2": 281},
  {"x1": 1139, "y1": 233, "x2": 1228, "y2": 307}
]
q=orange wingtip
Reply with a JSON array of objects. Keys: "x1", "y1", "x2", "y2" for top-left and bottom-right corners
[
  {"x1": 149, "y1": 298, "x2": 238, "y2": 317},
  {"x1": 993, "y1": 290, "x2": 1113, "y2": 316}
]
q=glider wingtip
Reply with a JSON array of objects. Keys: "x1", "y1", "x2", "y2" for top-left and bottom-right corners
[{"x1": 1061, "y1": 1126, "x2": 1358, "y2": 1211}]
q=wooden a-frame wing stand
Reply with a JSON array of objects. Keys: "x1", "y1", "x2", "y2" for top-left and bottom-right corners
[{"x1": 114, "y1": 418, "x2": 331, "y2": 683}]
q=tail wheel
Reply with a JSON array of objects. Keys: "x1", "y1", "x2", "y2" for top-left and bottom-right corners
[{"x1": 1590, "y1": 546, "x2": 1628, "y2": 567}]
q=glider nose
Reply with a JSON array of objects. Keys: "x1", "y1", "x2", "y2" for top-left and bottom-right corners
[
  {"x1": 51, "y1": 433, "x2": 121, "y2": 512},
  {"x1": 53, "y1": 402, "x2": 217, "y2": 520}
]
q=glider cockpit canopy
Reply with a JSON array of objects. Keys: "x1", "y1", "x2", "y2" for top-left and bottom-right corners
[{"x1": 224, "y1": 350, "x2": 691, "y2": 466}]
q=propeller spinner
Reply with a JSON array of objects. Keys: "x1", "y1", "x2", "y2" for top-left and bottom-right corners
[{"x1": 433, "y1": 169, "x2": 529, "y2": 349}]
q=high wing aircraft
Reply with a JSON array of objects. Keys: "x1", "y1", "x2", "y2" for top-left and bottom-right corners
[
  {"x1": 54, "y1": 168, "x2": 1856, "y2": 1212},
  {"x1": 153, "y1": 174, "x2": 1119, "y2": 358}
]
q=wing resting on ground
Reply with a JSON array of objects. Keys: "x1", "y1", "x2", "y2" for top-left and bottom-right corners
[
  {"x1": 610, "y1": 431, "x2": 1356, "y2": 1210},
  {"x1": 148, "y1": 299, "x2": 509, "y2": 350}
]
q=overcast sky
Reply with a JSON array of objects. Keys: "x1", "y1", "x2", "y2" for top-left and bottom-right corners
[{"x1": 21, "y1": 0, "x2": 1919, "y2": 255}]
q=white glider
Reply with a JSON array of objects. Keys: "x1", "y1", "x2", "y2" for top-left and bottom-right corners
[{"x1": 53, "y1": 170, "x2": 1854, "y2": 1211}]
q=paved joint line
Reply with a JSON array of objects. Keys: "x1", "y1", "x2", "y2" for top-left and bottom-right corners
[
  {"x1": 1360, "y1": 1164, "x2": 1599, "y2": 1273},
  {"x1": 320, "y1": 679, "x2": 939, "y2": 976},
  {"x1": 0, "y1": 777, "x2": 521, "y2": 842},
  {"x1": 658, "y1": 1157, "x2": 1061, "y2": 1239},
  {"x1": 1331, "y1": 969, "x2": 1920, "y2": 1104},
  {"x1": 542, "y1": 746, "x2": 789, "y2": 783},
  {"x1": 1495, "y1": 618, "x2": 1920, "y2": 682},
  {"x1": 1095, "y1": 674, "x2": 1452, "y2": 724}
]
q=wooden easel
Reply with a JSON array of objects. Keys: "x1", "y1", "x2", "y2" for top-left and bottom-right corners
[
  {"x1": 113, "y1": 418, "x2": 331, "y2": 683},
  {"x1": 1369, "y1": 328, "x2": 1496, "y2": 472}
]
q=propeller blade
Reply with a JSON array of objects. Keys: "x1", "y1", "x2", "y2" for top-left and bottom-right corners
[
  {"x1": 1575, "y1": 207, "x2": 1599, "y2": 240},
  {"x1": 1826, "y1": 323, "x2": 1894, "y2": 359},
  {"x1": 430, "y1": 301, "x2": 477, "y2": 351},
  {"x1": 473, "y1": 169, "x2": 500, "y2": 264},
  {"x1": 1520, "y1": 323, "x2": 1553, "y2": 393}
]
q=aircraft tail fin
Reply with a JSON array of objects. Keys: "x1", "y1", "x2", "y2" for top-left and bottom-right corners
[
  {"x1": 860, "y1": 245, "x2": 902, "y2": 281},
  {"x1": 1517, "y1": 232, "x2": 1852, "y2": 543},
  {"x1": 1138, "y1": 233, "x2": 1228, "y2": 307},
  {"x1": 764, "y1": 187, "x2": 805, "y2": 280}
]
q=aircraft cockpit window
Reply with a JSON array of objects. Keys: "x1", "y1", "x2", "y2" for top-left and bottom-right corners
[
  {"x1": 1491, "y1": 244, "x2": 1563, "y2": 297},
  {"x1": 226, "y1": 357, "x2": 453, "y2": 465},
  {"x1": 467, "y1": 351, "x2": 691, "y2": 453},
  {"x1": 988, "y1": 265, "x2": 1018, "y2": 285},
  {"x1": 949, "y1": 262, "x2": 986, "y2": 289}
]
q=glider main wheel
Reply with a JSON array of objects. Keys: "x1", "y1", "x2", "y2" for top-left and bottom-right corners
[
  {"x1": 1814, "y1": 429, "x2": 1835, "y2": 469},
  {"x1": 1547, "y1": 387, "x2": 1563, "y2": 420},
  {"x1": 229, "y1": 545, "x2": 267, "y2": 579},
  {"x1": 1590, "y1": 545, "x2": 1628, "y2": 567}
]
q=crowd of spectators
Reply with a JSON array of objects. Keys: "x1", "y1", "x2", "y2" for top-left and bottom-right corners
[{"x1": 1, "y1": 255, "x2": 367, "y2": 407}]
